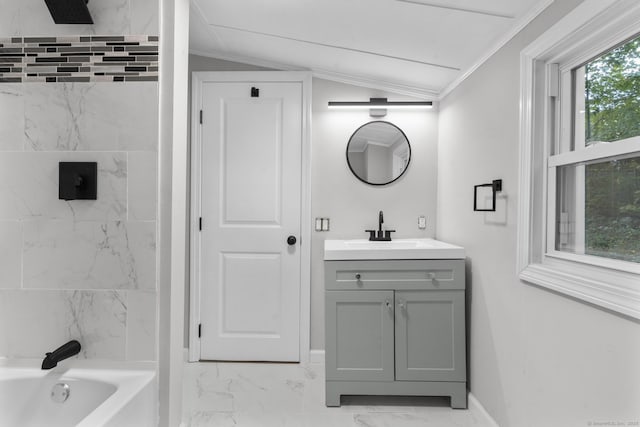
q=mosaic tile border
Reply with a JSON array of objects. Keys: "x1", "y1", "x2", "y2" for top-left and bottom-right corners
[{"x1": 0, "y1": 35, "x2": 158, "y2": 83}]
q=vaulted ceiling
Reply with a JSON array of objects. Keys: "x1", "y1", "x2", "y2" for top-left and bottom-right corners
[{"x1": 189, "y1": 0, "x2": 552, "y2": 98}]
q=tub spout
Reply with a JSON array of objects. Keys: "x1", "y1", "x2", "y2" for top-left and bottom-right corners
[{"x1": 42, "y1": 340, "x2": 81, "y2": 370}]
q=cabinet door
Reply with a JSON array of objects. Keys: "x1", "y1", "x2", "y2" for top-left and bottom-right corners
[
  {"x1": 325, "y1": 290, "x2": 395, "y2": 381},
  {"x1": 395, "y1": 290, "x2": 466, "y2": 382}
]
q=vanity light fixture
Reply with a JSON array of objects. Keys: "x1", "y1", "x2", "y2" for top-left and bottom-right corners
[{"x1": 328, "y1": 97, "x2": 433, "y2": 117}]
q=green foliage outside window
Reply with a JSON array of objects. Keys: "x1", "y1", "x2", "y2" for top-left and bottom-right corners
[{"x1": 584, "y1": 34, "x2": 640, "y2": 262}]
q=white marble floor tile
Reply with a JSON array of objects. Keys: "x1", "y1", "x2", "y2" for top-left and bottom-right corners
[
  {"x1": 185, "y1": 411, "x2": 238, "y2": 427},
  {"x1": 182, "y1": 361, "x2": 495, "y2": 427}
]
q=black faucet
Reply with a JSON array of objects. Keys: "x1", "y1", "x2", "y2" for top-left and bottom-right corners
[
  {"x1": 365, "y1": 210, "x2": 395, "y2": 241},
  {"x1": 42, "y1": 340, "x2": 81, "y2": 370}
]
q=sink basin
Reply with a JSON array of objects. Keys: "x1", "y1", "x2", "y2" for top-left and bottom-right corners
[
  {"x1": 324, "y1": 238, "x2": 465, "y2": 260},
  {"x1": 344, "y1": 240, "x2": 421, "y2": 249}
]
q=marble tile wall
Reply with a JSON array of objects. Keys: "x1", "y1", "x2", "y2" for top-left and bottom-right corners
[
  {"x1": 0, "y1": 81, "x2": 158, "y2": 361},
  {"x1": 0, "y1": 0, "x2": 159, "y2": 37},
  {"x1": 0, "y1": 0, "x2": 158, "y2": 362}
]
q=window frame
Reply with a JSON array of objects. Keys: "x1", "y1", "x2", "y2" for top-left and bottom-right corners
[{"x1": 518, "y1": 0, "x2": 640, "y2": 319}]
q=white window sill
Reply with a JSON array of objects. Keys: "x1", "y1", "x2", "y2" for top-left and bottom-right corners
[{"x1": 519, "y1": 262, "x2": 640, "y2": 319}]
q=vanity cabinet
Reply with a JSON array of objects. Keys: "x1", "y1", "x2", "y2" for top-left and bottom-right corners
[{"x1": 324, "y1": 259, "x2": 467, "y2": 408}]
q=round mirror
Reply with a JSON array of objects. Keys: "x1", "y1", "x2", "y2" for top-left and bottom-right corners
[{"x1": 346, "y1": 121, "x2": 411, "y2": 185}]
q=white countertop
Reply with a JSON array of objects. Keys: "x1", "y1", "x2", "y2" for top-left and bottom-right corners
[{"x1": 324, "y1": 238, "x2": 465, "y2": 260}]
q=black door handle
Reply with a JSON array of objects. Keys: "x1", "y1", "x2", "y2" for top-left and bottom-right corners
[{"x1": 287, "y1": 235, "x2": 297, "y2": 245}]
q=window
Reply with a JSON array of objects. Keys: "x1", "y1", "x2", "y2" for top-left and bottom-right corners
[
  {"x1": 554, "y1": 33, "x2": 640, "y2": 264},
  {"x1": 518, "y1": 1, "x2": 640, "y2": 319},
  {"x1": 556, "y1": 157, "x2": 640, "y2": 263}
]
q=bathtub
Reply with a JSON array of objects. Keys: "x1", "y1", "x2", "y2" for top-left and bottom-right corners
[{"x1": 0, "y1": 359, "x2": 156, "y2": 427}]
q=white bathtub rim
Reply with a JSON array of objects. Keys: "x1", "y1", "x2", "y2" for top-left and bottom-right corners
[
  {"x1": 0, "y1": 357, "x2": 156, "y2": 371},
  {"x1": 0, "y1": 359, "x2": 157, "y2": 427}
]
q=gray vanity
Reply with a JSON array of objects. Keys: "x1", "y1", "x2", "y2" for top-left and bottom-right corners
[{"x1": 324, "y1": 238, "x2": 467, "y2": 408}]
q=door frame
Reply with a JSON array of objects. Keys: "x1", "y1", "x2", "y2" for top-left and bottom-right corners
[{"x1": 188, "y1": 71, "x2": 312, "y2": 363}]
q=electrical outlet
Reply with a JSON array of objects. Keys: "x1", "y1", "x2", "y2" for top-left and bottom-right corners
[
  {"x1": 418, "y1": 216, "x2": 426, "y2": 229},
  {"x1": 315, "y1": 218, "x2": 330, "y2": 231}
]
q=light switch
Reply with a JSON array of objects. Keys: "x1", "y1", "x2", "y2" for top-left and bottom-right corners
[{"x1": 418, "y1": 216, "x2": 426, "y2": 229}]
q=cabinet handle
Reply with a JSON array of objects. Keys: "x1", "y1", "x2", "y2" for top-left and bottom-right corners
[
  {"x1": 398, "y1": 299, "x2": 405, "y2": 310},
  {"x1": 355, "y1": 273, "x2": 361, "y2": 280},
  {"x1": 427, "y1": 272, "x2": 435, "y2": 280},
  {"x1": 385, "y1": 299, "x2": 393, "y2": 311}
]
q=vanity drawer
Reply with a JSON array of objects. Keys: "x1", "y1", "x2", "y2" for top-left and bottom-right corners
[{"x1": 325, "y1": 260, "x2": 465, "y2": 291}]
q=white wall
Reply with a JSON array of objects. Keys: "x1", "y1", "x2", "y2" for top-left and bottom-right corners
[
  {"x1": 437, "y1": 1, "x2": 640, "y2": 425},
  {"x1": 311, "y1": 78, "x2": 438, "y2": 349}
]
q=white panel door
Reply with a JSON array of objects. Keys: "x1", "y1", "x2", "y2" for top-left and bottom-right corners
[{"x1": 199, "y1": 81, "x2": 302, "y2": 361}]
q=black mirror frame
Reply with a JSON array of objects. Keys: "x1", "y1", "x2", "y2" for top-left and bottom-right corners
[{"x1": 345, "y1": 120, "x2": 412, "y2": 186}]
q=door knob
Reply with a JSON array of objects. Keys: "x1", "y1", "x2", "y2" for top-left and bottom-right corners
[{"x1": 287, "y1": 235, "x2": 297, "y2": 245}]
